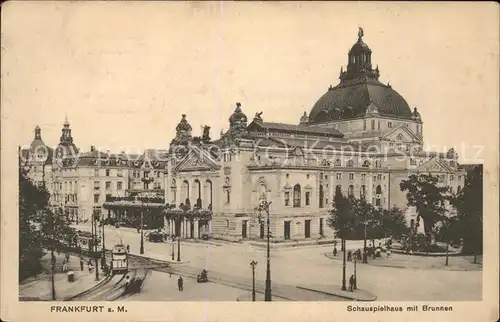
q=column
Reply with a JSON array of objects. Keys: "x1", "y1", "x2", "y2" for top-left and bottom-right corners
[
  {"x1": 194, "y1": 219, "x2": 199, "y2": 239},
  {"x1": 186, "y1": 220, "x2": 191, "y2": 238}
]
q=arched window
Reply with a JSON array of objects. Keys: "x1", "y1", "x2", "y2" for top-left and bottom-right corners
[
  {"x1": 348, "y1": 185, "x2": 354, "y2": 197},
  {"x1": 397, "y1": 134, "x2": 403, "y2": 141},
  {"x1": 347, "y1": 160, "x2": 354, "y2": 168},
  {"x1": 457, "y1": 185, "x2": 462, "y2": 194},
  {"x1": 376, "y1": 185, "x2": 382, "y2": 194},
  {"x1": 334, "y1": 159, "x2": 341, "y2": 167},
  {"x1": 335, "y1": 185, "x2": 342, "y2": 196},
  {"x1": 293, "y1": 184, "x2": 301, "y2": 208},
  {"x1": 360, "y1": 185, "x2": 366, "y2": 199},
  {"x1": 362, "y1": 160, "x2": 370, "y2": 168}
]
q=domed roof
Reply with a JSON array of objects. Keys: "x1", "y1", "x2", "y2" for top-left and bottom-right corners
[
  {"x1": 229, "y1": 102, "x2": 247, "y2": 123},
  {"x1": 308, "y1": 28, "x2": 413, "y2": 124},
  {"x1": 309, "y1": 80, "x2": 413, "y2": 123},
  {"x1": 176, "y1": 114, "x2": 192, "y2": 132}
]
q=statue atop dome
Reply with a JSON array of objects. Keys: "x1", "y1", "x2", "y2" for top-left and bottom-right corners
[
  {"x1": 171, "y1": 114, "x2": 193, "y2": 146},
  {"x1": 365, "y1": 101, "x2": 379, "y2": 115},
  {"x1": 358, "y1": 27, "x2": 364, "y2": 40},
  {"x1": 299, "y1": 111, "x2": 309, "y2": 125}
]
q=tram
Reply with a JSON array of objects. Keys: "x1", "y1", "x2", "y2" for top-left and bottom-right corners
[
  {"x1": 110, "y1": 244, "x2": 128, "y2": 274},
  {"x1": 75, "y1": 231, "x2": 102, "y2": 254}
]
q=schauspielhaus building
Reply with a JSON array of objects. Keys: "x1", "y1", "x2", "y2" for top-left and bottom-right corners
[{"x1": 20, "y1": 29, "x2": 465, "y2": 242}]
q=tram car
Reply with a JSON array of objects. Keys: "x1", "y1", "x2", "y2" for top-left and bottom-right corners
[
  {"x1": 111, "y1": 244, "x2": 128, "y2": 274},
  {"x1": 75, "y1": 231, "x2": 102, "y2": 255}
]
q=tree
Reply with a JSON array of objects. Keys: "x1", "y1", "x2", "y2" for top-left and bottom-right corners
[
  {"x1": 400, "y1": 173, "x2": 450, "y2": 239},
  {"x1": 327, "y1": 192, "x2": 355, "y2": 239},
  {"x1": 19, "y1": 166, "x2": 45, "y2": 280},
  {"x1": 19, "y1": 163, "x2": 76, "y2": 281},
  {"x1": 374, "y1": 207, "x2": 408, "y2": 238},
  {"x1": 450, "y1": 166, "x2": 483, "y2": 257}
]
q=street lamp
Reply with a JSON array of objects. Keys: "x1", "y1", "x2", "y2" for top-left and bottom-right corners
[
  {"x1": 177, "y1": 217, "x2": 181, "y2": 262},
  {"x1": 341, "y1": 236, "x2": 347, "y2": 291},
  {"x1": 250, "y1": 260, "x2": 258, "y2": 302},
  {"x1": 140, "y1": 211, "x2": 144, "y2": 255},
  {"x1": 353, "y1": 256, "x2": 357, "y2": 290},
  {"x1": 256, "y1": 198, "x2": 272, "y2": 302},
  {"x1": 92, "y1": 211, "x2": 100, "y2": 281},
  {"x1": 363, "y1": 216, "x2": 368, "y2": 263},
  {"x1": 171, "y1": 237, "x2": 175, "y2": 260}
]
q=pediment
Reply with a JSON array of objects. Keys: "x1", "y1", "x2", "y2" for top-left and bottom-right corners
[
  {"x1": 382, "y1": 125, "x2": 421, "y2": 143},
  {"x1": 173, "y1": 146, "x2": 220, "y2": 173},
  {"x1": 417, "y1": 157, "x2": 453, "y2": 173}
]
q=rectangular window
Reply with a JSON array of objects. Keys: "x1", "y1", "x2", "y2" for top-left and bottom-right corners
[
  {"x1": 388, "y1": 122, "x2": 392, "y2": 128},
  {"x1": 284, "y1": 191, "x2": 290, "y2": 206},
  {"x1": 371, "y1": 120, "x2": 375, "y2": 130},
  {"x1": 93, "y1": 181, "x2": 100, "y2": 190},
  {"x1": 157, "y1": 171, "x2": 161, "y2": 178},
  {"x1": 117, "y1": 182, "x2": 123, "y2": 190},
  {"x1": 378, "y1": 121, "x2": 380, "y2": 130},
  {"x1": 94, "y1": 169, "x2": 99, "y2": 177},
  {"x1": 361, "y1": 173, "x2": 366, "y2": 181},
  {"x1": 106, "y1": 169, "x2": 110, "y2": 176},
  {"x1": 363, "y1": 119, "x2": 367, "y2": 130},
  {"x1": 226, "y1": 190, "x2": 231, "y2": 204},
  {"x1": 410, "y1": 158, "x2": 417, "y2": 166},
  {"x1": 117, "y1": 169, "x2": 123, "y2": 177},
  {"x1": 336, "y1": 173, "x2": 342, "y2": 180},
  {"x1": 349, "y1": 173, "x2": 354, "y2": 180},
  {"x1": 305, "y1": 191, "x2": 311, "y2": 206},
  {"x1": 377, "y1": 174, "x2": 382, "y2": 181},
  {"x1": 450, "y1": 175, "x2": 454, "y2": 181},
  {"x1": 375, "y1": 198, "x2": 381, "y2": 206},
  {"x1": 144, "y1": 171, "x2": 150, "y2": 178},
  {"x1": 105, "y1": 181, "x2": 111, "y2": 190},
  {"x1": 93, "y1": 194, "x2": 100, "y2": 203},
  {"x1": 106, "y1": 193, "x2": 112, "y2": 201}
]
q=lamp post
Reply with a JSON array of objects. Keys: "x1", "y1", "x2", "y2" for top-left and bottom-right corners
[
  {"x1": 140, "y1": 211, "x2": 144, "y2": 255},
  {"x1": 171, "y1": 237, "x2": 175, "y2": 260},
  {"x1": 50, "y1": 210, "x2": 56, "y2": 300},
  {"x1": 363, "y1": 217, "x2": 368, "y2": 263},
  {"x1": 177, "y1": 217, "x2": 181, "y2": 262},
  {"x1": 250, "y1": 260, "x2": 258, "y2": 302},
  {"x1": 101, "y1": 216, "x2": 106, "y2": 262},
  {"x1": 256, "y1": 199, "x2": 272, "y2": 302},
  {"x1": 341, "y1": 237, "x2": 347, "y2": 291},
  {"x1": 92, "y1": 212, "x2": 99, "y2": 281},
  {"x1": 353, "y1": 256, "x2": 357, "y2": 290}
]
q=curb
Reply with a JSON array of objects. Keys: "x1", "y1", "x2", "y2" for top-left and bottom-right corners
[
  {"x1": 64, "y1": 275, "x2": 113, "y2": 301},
  {"x1": 296, "y1": 286, "x2": 377, "y2": 302}
]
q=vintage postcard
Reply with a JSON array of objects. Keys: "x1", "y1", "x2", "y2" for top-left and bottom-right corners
[{"x1": 1, "y1": 1, "x2": 498, "y2": 322}]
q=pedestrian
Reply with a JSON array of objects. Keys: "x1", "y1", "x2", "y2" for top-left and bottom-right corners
[
  {"x1": 177, "y1": 276, "x2": 183, "y2": 292},
  {"x1": 347, "y1": 250, "x2": 352, "y2": 262},
  {"x1": 62, "y1": 260, "x2": 67, "y2": 272},
  {"x1": 124, "y1": 275, "x2": 130, "y2": 293},
  {"x1": 333, "y1": 246, "x2": 337, "y2": 257},
  {"x1": 348, "y1": 274, "x2": 354, "y2": 292},
  {"x1": 88, "y1": 262, "x2": 93, "y2": 273},
  {"x1": 80, "y1": 258, "x2": 84, "y2": 271}
]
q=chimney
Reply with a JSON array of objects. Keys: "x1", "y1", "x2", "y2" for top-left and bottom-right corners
[{"x1": 90, "y1": 145, "x2": 95, "y2": 152}]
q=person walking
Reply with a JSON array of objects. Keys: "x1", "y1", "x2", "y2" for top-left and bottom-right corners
[
  {"x1": 348, "y1": 274, "x2": 355, "y2": 292},
  {"x1": 80, "y1": 258, "x2": 84, "y2": 271},
  {"x1": 347, "y1": 250, "x2": 352, "y2": 262},
  {"x1": 333, "y1": 246, "x2": 337, "y2": 257},
  {"x1": 177, "y1": 276, "x2": 184, "y2": 292}
]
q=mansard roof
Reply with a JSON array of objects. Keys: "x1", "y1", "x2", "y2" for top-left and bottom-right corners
[{"x1": 247, "y1": 120, "x2": 344, "y2": 138}]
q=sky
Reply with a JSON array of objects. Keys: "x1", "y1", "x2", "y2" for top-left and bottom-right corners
[{"x1": 2, "y1": 1, "x2": 499, "y2": 163}]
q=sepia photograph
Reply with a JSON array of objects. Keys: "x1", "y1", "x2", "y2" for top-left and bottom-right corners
[{"x1": 1, "y1": 1, "x2": 498, "y2": 322}]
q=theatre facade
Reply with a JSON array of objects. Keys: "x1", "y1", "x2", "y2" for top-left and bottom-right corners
[{"x1": 21, "y1": 29, "x2": 465, "y2": 242}]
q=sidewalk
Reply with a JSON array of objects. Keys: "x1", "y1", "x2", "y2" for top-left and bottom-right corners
[{"x1": 19, "y1": 253, "x2": 103, "y2": 301}]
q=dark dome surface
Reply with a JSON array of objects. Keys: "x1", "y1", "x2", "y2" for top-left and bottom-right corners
[{"x1": 309, "y1": 78, "x2": 413, "y2": 124}]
